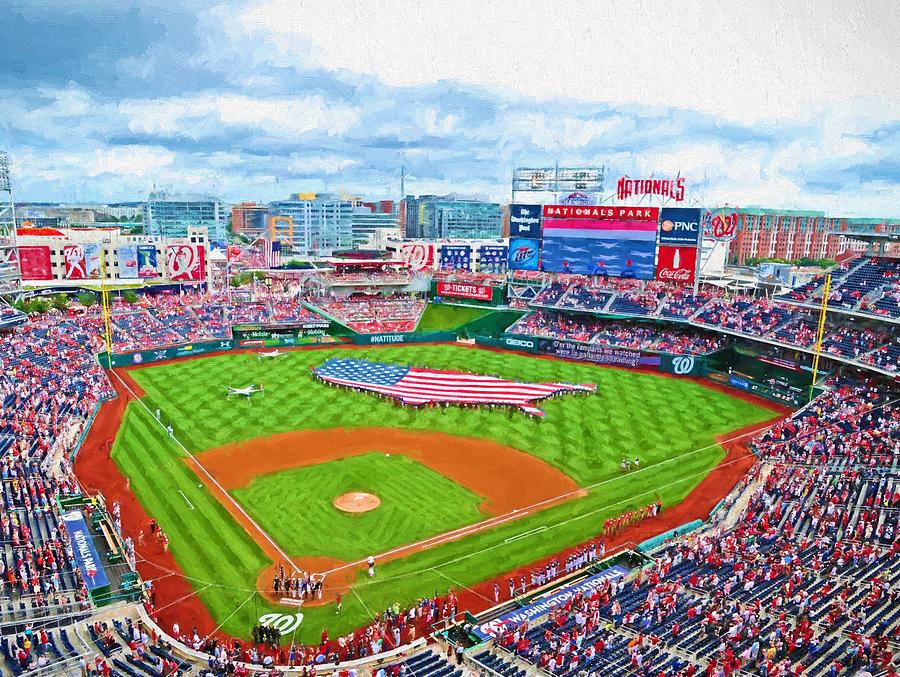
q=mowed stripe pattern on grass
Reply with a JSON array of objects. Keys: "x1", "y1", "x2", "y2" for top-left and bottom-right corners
[
  {"x1": 111, "y1": 405, "x2": 271, "y2": 625},
  {"x1": 113, "y1": 344, "x2": 780, "y2": 642},
  {"x1": 130, "y1": 345, "x2": 770, "y2": 486},
  {"x1": 231, "y1": 453, "x2": 487, "y2": 561}
]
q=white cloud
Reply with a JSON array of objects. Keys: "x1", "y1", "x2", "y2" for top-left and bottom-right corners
[
  {"x1": 236, "y1": 0, "x2": 900, "y2": 124},
  {"x1": 285, "y1": 153, "x2": 360, "y2": 174},
  {"x1": 120, "y1": 93, "x2": 359, "y2": 138},
  {"x1": 87, "y1": 146, "x2": 175, "y2": 177}
]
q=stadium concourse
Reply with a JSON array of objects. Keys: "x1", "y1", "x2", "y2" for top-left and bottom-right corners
[{"x1": 0, "y1": 271, "x2": 895, "y2": 675}]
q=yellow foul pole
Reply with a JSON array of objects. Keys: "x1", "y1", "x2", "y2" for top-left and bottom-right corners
[
  {"x1": 99, "y1": 247, "x2": 113, "y2": 369},
  {"x1": 809, "y1": 273, "x2": 831, "y2": 402}
]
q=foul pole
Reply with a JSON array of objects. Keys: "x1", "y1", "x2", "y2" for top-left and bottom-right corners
[
  {"x1": 99, "y1": 247, "x2": 114, "y2": 369},
  {"x1": 808, "y1": 273, "x2": 831, "y2": 402}
]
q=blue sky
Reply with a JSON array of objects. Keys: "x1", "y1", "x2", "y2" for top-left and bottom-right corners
[{"x1": 1, "y1": 0, "x2": 899, "y2": 216}]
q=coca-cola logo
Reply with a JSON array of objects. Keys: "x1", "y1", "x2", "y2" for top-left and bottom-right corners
[
  {"x1": 657, "y1": 267, "x2": 692, "y2": 281},
  {"x1": 706, "y1": 211, "x2": 738, "y2": 242}
]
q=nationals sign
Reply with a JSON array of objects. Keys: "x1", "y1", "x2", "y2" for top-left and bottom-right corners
[
  {"x1": 655, "y1": 246, "x2": 697, "y2": 284},
  {"x1": 617, "y1": 176, "x2": 686, "y2": 202},
  {"x1": 543, "y1": 205, "x2": 659, "y2": 220},
  {"x1": 166, "y1": 244, "x2": 206, "y2": 281},
  {"x1": 436, "y1": 281, "x2": 492, "y2": 301}
]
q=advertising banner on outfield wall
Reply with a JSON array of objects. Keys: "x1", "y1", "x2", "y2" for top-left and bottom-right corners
[
  {"x1": 117, "y1": 245, "x2": 139, "y2": 279},
  {"x1": 440, "y1": 245, "x2": 472, "y2": 271},
  {"x1": 166, "y1": 244, "x2": 206, "y2": 281},
  {"x1": 655, "y1": 246, "x2": 697, "y2": 284},
  {"x1": 507, "y1": 238, "x2": 541, "y2": 271},
  {"x1": 137, "y1": 245, "x2": 159, "y2": 278},
  {"x1": 540, "y1": 338, "x2": 643, "y2": 367},
  {"x1": 109, "y1": 339, "x2": 233, "y2": 367},
  {"x1": 399, "y1": 242, "x2": 435, "y2": 272},
  {"x1": 477, "y1": 245, "x2": 508, "y2": 273},
  {"x1": 63, "y1": 244, "x2": 87, "y2": 279}
]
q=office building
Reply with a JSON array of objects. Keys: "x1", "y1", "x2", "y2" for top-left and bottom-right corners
[
  {"x1": 350, "y1": 201, "x2": 398, "y2": 247},
  {"x1": 401, "y1": 195, "x2": 502, "y2": 239},
  {"x1": 231, "y1": 203, "x2": 269, "y2": 238},
  {"x1": 145, "y1": 192, "x2": 224, "y2": 240},
  {"x1": 729, "y1": 208, "x2": 896, "y2": 264},
  {"x1": 267, "y1": 193, "x2": 353, "y2": 257}
]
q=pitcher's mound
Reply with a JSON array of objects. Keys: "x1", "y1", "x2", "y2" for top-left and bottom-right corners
[{"x1": 333, "y1": 492, "x2": 380, "y2": 513}]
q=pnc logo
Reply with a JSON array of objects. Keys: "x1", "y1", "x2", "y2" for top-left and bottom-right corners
[{"x1": 661, "y1": 220, "x2": 697, "y2": 233}]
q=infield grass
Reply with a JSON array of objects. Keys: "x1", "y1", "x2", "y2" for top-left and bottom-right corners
[
  {"x1": 232, "y1": 453, "x2": 486, "y2": 561},
  {"x1": 111, "y1": 343, "x2": 779, "y2": 642}
]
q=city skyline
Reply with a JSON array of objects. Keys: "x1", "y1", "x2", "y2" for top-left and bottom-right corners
[{"x1": 1, "y1": 0, "x2": 898, "y2": 217}]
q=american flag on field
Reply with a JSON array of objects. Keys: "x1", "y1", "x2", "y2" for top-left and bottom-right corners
[
  {"x1": 264, "y1": 240, "x2": 282, "y2": 269},
  {"x1": 313, "y1": 358, "x2": 596, "y2": 417}
]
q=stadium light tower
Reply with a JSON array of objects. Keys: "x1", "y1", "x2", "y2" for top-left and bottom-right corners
[{"x1": 0, "y1": 151, "x2": 21, "y2": 295}]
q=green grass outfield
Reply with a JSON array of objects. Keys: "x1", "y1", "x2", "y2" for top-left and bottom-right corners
[
  {"x1": 232, "y1": 453, "x2": 486, "y2": 561},
  {"x1": 415, "y1": 304, "x2": 492, "y2": 331},
  {"x1": 112, "y1": 344, "x2": 778, "y2": 642}
]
